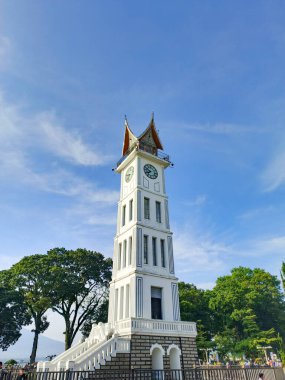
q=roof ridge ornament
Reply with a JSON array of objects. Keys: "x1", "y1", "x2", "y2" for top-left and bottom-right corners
[{"x1": 124, "y1": 114, "x2": 128, "y2": 127}]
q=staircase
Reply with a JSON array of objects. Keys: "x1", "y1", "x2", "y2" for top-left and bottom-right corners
[{"x1": 37, "y1": 323, "x2": 130, "y2": 371}]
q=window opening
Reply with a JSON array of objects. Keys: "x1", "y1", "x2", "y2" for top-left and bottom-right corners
[
  {"x1": 151, "y1": 287, "x2": 162, "y2": 320},
  {"x1": 122, "y1": 205, "x2": 126, "y2": 226},
  {"x1": 152, "y1": 237, "x2": 157, "y2": 266},
  {"x1": 129, "y1": 199, "x2": 133, "y2": 221},
  {"x1": 129, "y1": 236, "x2": 132, "y2": 266},
  {"x1": 144, "y1": 197, "x2": 150, "y2": 219},
  {"x1": 160, "y1": 239, "x2": 166, "y2": 268},
  {"x1": 156, "y1": 201, "x2": 161, "y2": 223},
  {"x1": 144, "y1": 235, "x2": 149, "y2": 264},
  {"x1": 118, "y1": 243, "x2": 122, "y2": 270},
  {"x1": 123, "y1": 239, "x2": 127, "y2": 268}
]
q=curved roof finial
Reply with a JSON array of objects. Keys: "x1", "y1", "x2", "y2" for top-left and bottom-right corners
[
  {"x1": 124, "y1": 114, "x2": 128, "y2": 127},
  {"x1": 151, "y1": 111, "x2": 154, "y2": 121}
]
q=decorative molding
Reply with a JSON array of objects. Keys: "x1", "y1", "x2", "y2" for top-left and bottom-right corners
[
  {"x1": 137, "y1": 190, "x2": 142, "y2": 221},
  {"x1": 171, "y1": 283, "x2": 180, "y2": 321},
  {"x1": 164, "y1": 199, "x2": 170, "y2": 229},
  {"x1": 137, "y1": 157, "x2": 141, "y2": 186},
  {"x1": 167, "y1": 344, "x2": 181, "y2": 356},
  {"x1": 162, "y1": 170, "x2": 166, "y2": 194},
  {"x1": 154, "y1": 182, "x2": 160, "y2": 192},
  {"x1": 136, "y1": 228, "x2": 142, "y2": 267},
  {"x1": 143, "y1": 176, "x2": 149, "y2": 188},
  {"x1": 168, "y1": 236, "x2": 175, "y2": 274},
  {"x1": 132, "y1": 229, "x2": 135, "y2": 267},
  {"x1": 136, "y1": 277, "x2": 143, "y2": 318},
  {"x1": 150, "y1": 343, "x2": 165, "y2": 356}
]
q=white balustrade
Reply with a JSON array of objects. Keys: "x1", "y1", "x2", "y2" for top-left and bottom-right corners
[
  {"x1": 114, "y1": 318, "x2": 197, "y2": 337},
  {"x1": 37, "y1": 318, "x2": 195, "y2": 372},
  {"x1": 73, "y1": 337, "x2": 130, "y2": 370}
]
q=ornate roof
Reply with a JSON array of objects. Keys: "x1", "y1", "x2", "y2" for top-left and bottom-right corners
[{"x1": 122, "y1": 115, "x2": 163, "y2": 156}]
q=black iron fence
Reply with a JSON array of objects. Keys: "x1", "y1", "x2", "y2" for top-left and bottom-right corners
[{"x1": 1, "y1": 368, "x2": 284, "y2": 380}]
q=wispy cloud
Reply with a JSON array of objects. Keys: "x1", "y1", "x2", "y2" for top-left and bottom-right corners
[
  {"x1": 238, "y1": 206, "x2": 275, "y2": 220},
  {"x1": 0, "y1": 91, "x2": 118, "y2": 201},
  {"x1": 0, "y1": 92, "x2": 113, "y2": 169},
  {"x1": 183, "y1": 195, "x2": 207, "y2": 207},
  {"x1": 178, "y1": 122, "x2": 260, "y2": 135},
  {"x1": 261, "y1": 149, "x2": 285, "y2": 192},
  {"x1": 237, "y1": 235, "x2": 285, "y2": 259},
  {"x1": 173, "y1": 225, "x2": 229, "y2": 281},
  {"x1": 37, "y1": 112, "x2": 113, "y2": 166}
]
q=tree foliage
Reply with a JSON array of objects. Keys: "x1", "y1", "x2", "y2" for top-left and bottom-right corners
[
  {"x1": 0, "y1": 271, "x2": 31, "y2": 351},
  {"x1": 81, "y1": 297, "x2": 109, "y2": 338},
  {"x1": 281, "y1": 262, "x2": 285, "y2": 293},
  {"x1": 9, "y1": 255, "x2": 53, "y2": 363},
  {"x1": 209, "y1": 267, "x2": 285, "y2": 359},
  {"x1": 47, "y1": 248, "x2": 112, "y2": 350},
  {"x1": 179, "y1": 282, "x2": 215, "y2": 352},
  {"x1": 179, "y1": 266, "x2": 285, "y2": 361}
]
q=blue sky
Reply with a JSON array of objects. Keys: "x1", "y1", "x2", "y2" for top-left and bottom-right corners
[{"x1": 1, "y1": 1, "x2": 285, "y2": 341}]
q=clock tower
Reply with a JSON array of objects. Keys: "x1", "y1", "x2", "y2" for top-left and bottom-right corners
[
  {"x1": 104, "y1": 116, "x2": 198, "y2": 370},
  {"x1": 108, "y1": 116, "x2": 181, "y2": 325},
  {"x1": 38, "y1": 116, "x2": 198, "y2": 373}
]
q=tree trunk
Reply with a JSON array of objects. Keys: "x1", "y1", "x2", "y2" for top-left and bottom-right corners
[
  {"x1": 30, "y1": 328, "x2": 39, "y2": 363},
  {"x1": 64, "y1": 319, "x2": 73, "y2": 350}
]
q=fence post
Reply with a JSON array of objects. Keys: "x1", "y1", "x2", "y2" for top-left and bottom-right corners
[
  {"x1": 272, "y1": 368, "x2": 277, "y2": 380},
  {"x1": 193, "y1": 366, "x2": 197, "y2": 380}
]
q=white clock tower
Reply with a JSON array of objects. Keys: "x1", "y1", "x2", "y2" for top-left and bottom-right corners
[
  {"x1": 38, "y1": 116, "x2": 198, "y2": 373},
  {"x1": 108, "y1": 116, "x2": 181, "y2": 325}
]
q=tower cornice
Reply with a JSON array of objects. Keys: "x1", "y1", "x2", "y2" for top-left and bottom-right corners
[
  {"x1": 117, "y1": 185, "x2": 169, "y2": 205},
  {"x1": 115, "y1": 222, "x2": 172, "y2": 239},
  {"x1": 116, "y1": 146, "x2": 170, "y2": 173}
]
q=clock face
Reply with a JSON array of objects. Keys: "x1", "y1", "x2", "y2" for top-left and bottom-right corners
[
  {"x1": 143, "y1": 164, "x2": 158, "y2": 179},
  {"x1": 125, "y1": 166, "x2": 134, "y2": 182}
]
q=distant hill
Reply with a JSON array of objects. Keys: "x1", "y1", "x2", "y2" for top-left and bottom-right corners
[{"x1": 1, "y1": 328, "x2": 64, "y2": 363}]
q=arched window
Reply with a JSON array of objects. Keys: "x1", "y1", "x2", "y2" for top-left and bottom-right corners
[
  {"x1": 150, "y1": 344, "x2": 165, "y2": 379},
  {"x1": 167, "y1": 345, "x2": 181, "y2": 379}
]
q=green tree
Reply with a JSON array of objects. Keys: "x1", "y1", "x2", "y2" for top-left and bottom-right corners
[
  {"x1": 210, "y1": 267, "x2": 285, "y2": 360},
  {"x1": 281, "y1": 262, "x2": 285, "y2": 292},
  {"x1": 179, "y1": 282, "x2": 216, "y2": 359},
  {"x1": 81, "y1": 297, "x2": 109, "y2": 338},
  {"x1": 9, "y1": 255, "x2": 53, "y2": 363},
  {"x1": 47, "y1": 248, "x2": 112, "y2": 350},
  {"x1": 4, "y1": 359, "x2": 18, "y2": 367},
  {"x1": 0, "y1": 271, "x2": 31, "y2": 351}
]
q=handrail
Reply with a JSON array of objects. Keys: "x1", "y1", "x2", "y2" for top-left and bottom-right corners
[{"x1": 117, "y1": 143, "x2": 170, "y2": 167}]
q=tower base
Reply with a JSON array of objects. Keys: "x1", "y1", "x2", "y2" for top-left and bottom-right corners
[
  {"x1": 102, "y1": 334, "x2": 199, "y2": 371},
  {"x1": 37, "y1": 319, "x2": 198, "y2": 372}
]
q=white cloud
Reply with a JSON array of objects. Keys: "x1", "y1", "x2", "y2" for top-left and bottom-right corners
[
  {"x1": 0, "y1": 92, "x2": 112, "y2": 169},
  {"x1": 238, "y1": 206, "x2": 275, "y2": 220},
  {"x1": 0, "y1": 91, "x2": 118, "y2": 204},
  {"x1": 177, "y1": 122, "x2": 258, "y2": 135},
  {"x1": 184, "y1": 195, "x2": 207, "y2": 207},
  {"x1": 173, "y1": 225, "x2": 229, "y2": 279},
  {"x1": 239, "y1": 235, "x2": 285, "y2": 258},
  {"x1": 37, "y1": 112, "x2": 113, "y2": 166},
  {"x1": 261, "y1": 149, "x2": 285, "y2": 191}
]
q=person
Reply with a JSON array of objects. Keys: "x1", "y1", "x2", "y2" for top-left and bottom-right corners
[
  {"x1": 16, "y1": 368, "x2": 27, "y2": 380},
  {"x1": 258, "y1": 373, "x2": 264, "y2": 380},
  {"x1": 0, "y1": 362, "x2": 7, "y2": 380}
]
